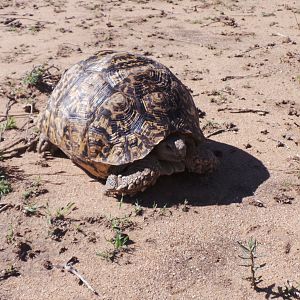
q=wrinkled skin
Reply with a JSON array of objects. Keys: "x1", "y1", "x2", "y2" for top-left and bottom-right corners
[{"x1": 104, "y1": 134, "x2": 219, "y2": 196}]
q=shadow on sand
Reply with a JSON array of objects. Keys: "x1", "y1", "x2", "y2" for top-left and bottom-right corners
[{"x1": 126, "y1": 140, "x2": 270, "y2": 208}]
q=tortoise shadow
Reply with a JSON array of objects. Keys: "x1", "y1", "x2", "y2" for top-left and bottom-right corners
[{"x1": 127, "y1": 140, "x2": 270, "y2": 208}]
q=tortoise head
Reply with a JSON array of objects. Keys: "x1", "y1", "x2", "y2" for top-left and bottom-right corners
[{"x1": 154, "y1": 135, "x2": 187, "y2": 162}]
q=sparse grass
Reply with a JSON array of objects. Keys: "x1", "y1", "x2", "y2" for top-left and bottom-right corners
[
  {"x1": 118, "y1": 195, "x2": 124, "y2": 209},
  {"x1": 56, "y1": 202, "x2": 75, "y2": 218},
  {"x1": 6, "y1": 224, "x2": 14, "y2": 244},
  {"x1": 22, "y1": 177, "x2": 47, "y2": 200},
  {"x1": 96, "y1": 250, "x2": 116, "y2": 261},
  {"x1": 202, "y1": 120, "x2": 221, "y2": 131},
  {"x1": 97, "y1": 214, "x2": 133, "y2": 262},
  {"x1": 97, "y1": 227, "x2": 131, "y2": 262},
  {"x1": 182, "y1": 199, "x2": 190, "y2": 212},
  {"x1": 0, "y1": 176, "x2": 11, "y2": 198},
  {"x1": 109, "y1": 215, "x2": 134, "y2": 231},
  {"x1": 53, "y1": 202, "x2": 76, "y2": 220},
  {"x1": 238, "y1": 238, "x2": 265, "y2": 289},
  {"x1": 0, "y1": 116, "x2": 17, "y2": 132},
  {"x1": 23, "y1": 66, "x2": 46, "y2": 87},
  {"x1": 152, "y1": 201, "x2": 157, "y2": 210},
  {"x1": 23, "y1": 203, "x2": 43, "y2": 216},
  {"x1": 44, "y1": 202, "x2": 75, "y2": 241},
  {"x1": 110, "y1": 230, "x2": 129, "y2": 250},
  {"x1": 134, "y1": 201, "x2": 144, "y2": 216},
  {"x1": 159, "y1": 203, "x2": 169, "y2": 216}
]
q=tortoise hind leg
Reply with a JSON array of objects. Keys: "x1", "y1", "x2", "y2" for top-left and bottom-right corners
[{"x1": 37, "y1": 133, "x2": 59, "y2": 156}]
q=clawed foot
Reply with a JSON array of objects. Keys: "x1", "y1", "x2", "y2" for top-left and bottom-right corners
[
  {"x1": 105, "y1": 168, "x2": 160, "y2": 197},
  {"x1": 37, "y1": 133, "x2": 58, "y2": 157}
]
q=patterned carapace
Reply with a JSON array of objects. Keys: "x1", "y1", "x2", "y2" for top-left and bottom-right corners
[{"x1": 38, "y1": 51, "x2": 204, "y2": 177}]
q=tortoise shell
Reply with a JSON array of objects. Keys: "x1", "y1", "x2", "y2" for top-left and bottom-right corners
[{"x1": 39, "y1": 50, "x2": 204, "y2": 177}]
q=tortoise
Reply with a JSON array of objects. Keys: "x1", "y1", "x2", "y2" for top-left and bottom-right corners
[{"x1": 37, "y1": 50, "x2": 218, "y2": 196}]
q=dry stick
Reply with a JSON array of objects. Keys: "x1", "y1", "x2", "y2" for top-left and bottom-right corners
[
  {"x1": 0, "y1": 204, "x2": 12, "y2": 213},
  {"x1": 221, "y1": 73, "x2": 271, "y2": 81},
  {"x1": 229, "y1": 108, "x2": 269, "y2": 115},
  {"x1": 0, "y1": 98, "x2": 16, "y2": 122},
  {"x1": 0, "y1": 137, "x2": 38, "y2": 157},
  {"x1": 54, "y1": 264, "x2": 99, "y2": 296},
  {"x1": 0, "y1": 137, "x2": 26, "y2": 153},
  {"x1": 217, "y1": 107, "x2": 269, "y2": 115},
  {"x1": 0, "y1": 99, "x2": 16, "y2": 141},
  {"x1": 206, "y1": 128, "x2": 237, "y2": 138},
  {"x1": 0, "y1": 113, "x2": 38, "y2": 118}
]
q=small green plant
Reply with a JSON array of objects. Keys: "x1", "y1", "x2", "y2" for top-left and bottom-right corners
[
  {"x1": 0, "y1": 177, "x2": 11, "y2": 198},
  {"x1": 182, "y1": 199, "x2": 189, "y2": 212},
  {"x1": 238, "y1": 238, "x2": 265, "y2": 289},
  {"x1": 1, "y1": 117, "x2": 17, "y2": 131},
  {"x1": 6, "y1": 224, "x2": 14, "y2": 244},
  {"x1": 55, "y1": 202, "x2": 75, "y2": 219},
  {"x1": 44, "y1": 202, "x2": 75, "y2": 225},
  {"x1": 97, "y1": 229, "x2": 130, "y2": 262},
  {"x1": 22, "y1": 177, "x2": 46, "y2": 200},
  {"x1": 23, "y1": 66, "x2": 45, "y2": 87},
  {"x1": 159, "y1": 203, "x2": 168, "y2": 216},
  {"x1": 152, "y1": 201, "x2": 157, "y2": 210},
  {"x1": 110, "y1": 230, "x2": 129, "y2": 250},
  {"x1": 118, "y1": 194, "x2": 124, "y2": 209},
  {"x1": 203, "y1": 120, "x2": 220, "y2": 131},
  {"x1": 96, "y1": 250, "x2": 116, "y2": 261},
  {"x1": 74, "y1": 224, "x2": 86, "y2": 236},
  {"x1": 109, "y1": 215, "x2": 134, "y2": 231},
  {"x1": 23, "y1": 203, "x2": 43, "y2": 216},
  {"x1": 134, "y1": 201, "x2": 144, "y2": 216}
]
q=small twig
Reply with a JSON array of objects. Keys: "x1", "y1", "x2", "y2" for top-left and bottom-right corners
[
  {"x1": 273, "y1": 32, "x2": 289, "y2": 38},
  {"x1": 54, "y1": 261, "x2": 99, "y2": 296},
  {"x1": 0, "y1": 98, "x2": 16, "y2": 124},
  {"x1": 199, "y1": 20, "x2": 219, "y2": 28},
  {"x1": 221, "y1": 73, "x2": 271, "y2": 81},
  {"x1": 218, "y1": 107, "x2": 269, "y2": 115},
  {"x1": 230, "y1": 108, "x2": 269, "y2": 115},
  {"x1": 0, "y1": 137, "x2": 26, "y2": 153},
  {"x1": 0, "y1": 137, "x2": 38, "y2": 158},
  {"x1": 206, "y1": 129, "x2": 231, "y2": 138},
  {"x1": 0, "y1": 204, "x2": 12, "y2": 213},
  {"x1": 0, "y1": 113, "x2": 38, "y2": 118}
]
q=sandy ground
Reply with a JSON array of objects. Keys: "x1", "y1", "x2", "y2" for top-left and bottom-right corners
[{"x1": 0, "y1": 0, "x2": 300, "y2": 299}]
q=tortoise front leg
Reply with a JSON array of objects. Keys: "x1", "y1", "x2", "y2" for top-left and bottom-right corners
[{"x1": 105, "y1": 156, "x2": 185, "y2": 197}]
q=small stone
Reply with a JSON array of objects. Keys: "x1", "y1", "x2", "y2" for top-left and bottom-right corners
[{"x1": 277, "y1": 141, "x2": 285, "y2": 147}]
